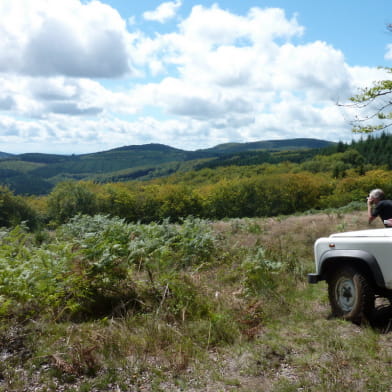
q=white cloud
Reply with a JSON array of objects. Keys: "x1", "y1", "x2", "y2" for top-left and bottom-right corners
[
  {"x1": 385, "y1": 44, "x2": 392, "y2": 60},
  {"x1": 0, "y1": 1, "x2": 386, "y2": 154},
  {"x1": 127, "y1": 5, "x2": 359, "y2": 131},
  {"x1": 273, "y1": 41, "x2": 351, "y2": 101},
  {"x1": 143, "y1": 0, "x2": 182, "y2": 23},
  {"x1": 178, "y1": 6, "x2": 303, "y2": 46},
  {"x1": 0, "y1": 0, "x2": 131, "y2": 78}
]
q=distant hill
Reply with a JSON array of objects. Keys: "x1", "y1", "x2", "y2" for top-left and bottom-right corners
[
  {"x1": 0, "y1": 152, "x2": 13, "y2": 159},
  {"x1": 202, "y1": 138, "x2": 333, "y2": 154},
  {"x1": 0, "y1": 138, "x2": 335, "y2": 195}
]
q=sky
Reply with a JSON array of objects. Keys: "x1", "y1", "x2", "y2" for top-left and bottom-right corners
[{"x1": 0, "y1": 0, "x2": 391, "y2": 154}]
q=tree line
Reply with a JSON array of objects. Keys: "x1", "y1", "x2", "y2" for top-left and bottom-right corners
[
  {"x1": 4, "y1": 132, "x2": 392, "y2": 229},
  {"x1": 1, "y1": 165, "x2": 390, "y2": 230}
]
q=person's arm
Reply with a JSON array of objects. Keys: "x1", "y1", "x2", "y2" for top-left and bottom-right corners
[{"x1": 368, "y1": 198, "x2": 377, "y2": 224}]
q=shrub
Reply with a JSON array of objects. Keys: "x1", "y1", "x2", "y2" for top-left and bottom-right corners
[
  {"x1": 47, "y1": 181, "x2": 98, "y2": 224},
  {"x1": 242, "y1": 247, "x2": 282, "y2": 297},
  {"x1": 0, "y1": 215, "x2": 220, "y2": 321},
  {"x1": 0, "y1": 186, "x2": 40, "y2": 229}
]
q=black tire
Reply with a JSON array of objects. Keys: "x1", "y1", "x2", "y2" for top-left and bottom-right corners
[{"x1": 327, "y1": 265, "x2": 374, "y2": 323}]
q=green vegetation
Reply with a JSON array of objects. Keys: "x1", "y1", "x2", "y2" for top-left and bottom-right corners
[
  {"x1": 0, "y1": 215, "x2": 217, "y2": 322},
  {"x1": 2, "y1": 133, "x2": 392, "y2": 202},
  {"x1": 2, "y1": 134, "x2": 392, "y2": 390},
  {"x1": 0, "y1": 138, "x2": 333, "y2": 195},
  {"x1": 3, "y1": 134, "x2": 392, "y2": 227},
  {"x1": 0, "y1": 186, "x2": 40, "y2": 229},
  {"x1": 1, "y1": 210, "x2": 392, "y2": 391},
  {"x1": 350, "y1": 67, "x2": 392, "y2": 133}
]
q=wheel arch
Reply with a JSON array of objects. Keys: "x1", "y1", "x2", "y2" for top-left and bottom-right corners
[{"x1": 319, "y1": 249, "x2": 385, "y2": 289}]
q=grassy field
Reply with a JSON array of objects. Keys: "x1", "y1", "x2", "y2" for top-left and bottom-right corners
[{"x1": 1, "y1": 209, "x2": 391, "y2": 392}]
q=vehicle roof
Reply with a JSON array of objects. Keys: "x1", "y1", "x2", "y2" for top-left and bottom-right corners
[{"x1": 330, "y1": 228, "x2": 392, "y2": 238}]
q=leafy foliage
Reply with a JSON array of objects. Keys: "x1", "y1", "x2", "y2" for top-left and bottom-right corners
[
  {"x1": 0, "y1": 215, "x2": 218, "y2": 321},
  {"x1": 1, "y1": 209, "x2": 391, "y2": 391},
  {"x1": 0, "y1": 186, "x2": 40, "y2": 229},
  {"x1": 350, "y1": 67, "x2": 392, "y2": 133},
  {"x1": 242, "y1": 247, "x2": 282, "y2": 296},
  {"x1": 47, "y1": 181, "x2": 98, "y2": 223}
]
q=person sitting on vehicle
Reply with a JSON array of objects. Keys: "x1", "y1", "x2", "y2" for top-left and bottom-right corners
[{"x1": 367, "y1": 188, "x2": 392, "y2": 227}]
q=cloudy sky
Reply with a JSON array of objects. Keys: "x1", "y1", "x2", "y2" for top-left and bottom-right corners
[{"x1": 0, "y1": 0, "x2": 391, "y2": 154}]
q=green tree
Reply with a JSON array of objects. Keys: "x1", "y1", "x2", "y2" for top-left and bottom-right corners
[
  {"x1": 350, "y1": 67, "x2": 392, "y2": 133},
  {"x1": 98, "y1": 183, "x2": 139, "y2": 222},
  {"x1": 47, "y1": 181, "x2": 98, "y2": 223},
  {"x1": 0, "y1": 185, "x2": 39, "y2": 229},
  {"x1": 156, "y1": 184, "x2": 203, "y2": 221}
]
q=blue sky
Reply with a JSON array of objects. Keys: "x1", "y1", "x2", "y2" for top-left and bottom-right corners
[
  {"x1": 0, "y1": 0, "x2": 391, "y2": 154},
  {"x1": 110, "y1": 0, "x2": 392, "y2": 66}
]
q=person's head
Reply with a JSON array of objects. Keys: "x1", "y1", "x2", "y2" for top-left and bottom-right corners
[{"x1": 369, "y1": 188, "x2": 385, "y2": 203}]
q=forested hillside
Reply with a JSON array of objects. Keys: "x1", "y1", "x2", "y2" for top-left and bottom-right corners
[
  {"x1": 3, "y1": 134, "x2": 392, "y2": 198},
  {"x1": 0, "y1": 138, "x2": 333, "y2": 195},
  {"x1": 2, "y1": 133, "x2": 392, "y2": 229}
]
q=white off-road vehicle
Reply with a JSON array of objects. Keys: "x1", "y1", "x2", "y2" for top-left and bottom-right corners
[{"x1": 308, "y1": 228, "x2": 392, "y2": 323}]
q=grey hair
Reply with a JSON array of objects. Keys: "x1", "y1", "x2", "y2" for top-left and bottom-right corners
[{"x1": 369, "y1": 188, "x2": 385, "y2": 200}]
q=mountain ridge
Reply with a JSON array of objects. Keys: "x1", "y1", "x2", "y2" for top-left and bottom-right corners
[
  {"x1": 2, "y1": 138, "x2": 334, "y2": 157},
  {"x1": 0, "y1": 138, "x2": 335, "y2": 195}
]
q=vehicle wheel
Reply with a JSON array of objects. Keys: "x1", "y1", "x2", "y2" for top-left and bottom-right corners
[{"x1": 327, "y1": 265, "x2": 374, "y2": 323}]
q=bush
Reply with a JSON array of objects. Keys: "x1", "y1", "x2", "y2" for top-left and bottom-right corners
[
  {"x1": 47, "y1": 181, "x2": 98, "y2": 224},
  {"x1": 0, "y1": 186, "x2": 40, "y2": 229},
  {"x1": 0, "y1": 215, "x2": 219, "y2": 321}
]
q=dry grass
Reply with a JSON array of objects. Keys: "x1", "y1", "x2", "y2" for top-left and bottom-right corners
[{"x1": 214, "y1": 209, "x2": 377, "y2": 246}]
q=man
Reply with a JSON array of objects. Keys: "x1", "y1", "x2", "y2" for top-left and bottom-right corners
[{"x1": 367, "y1": 188, "x2": 392, "y2": 226}]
